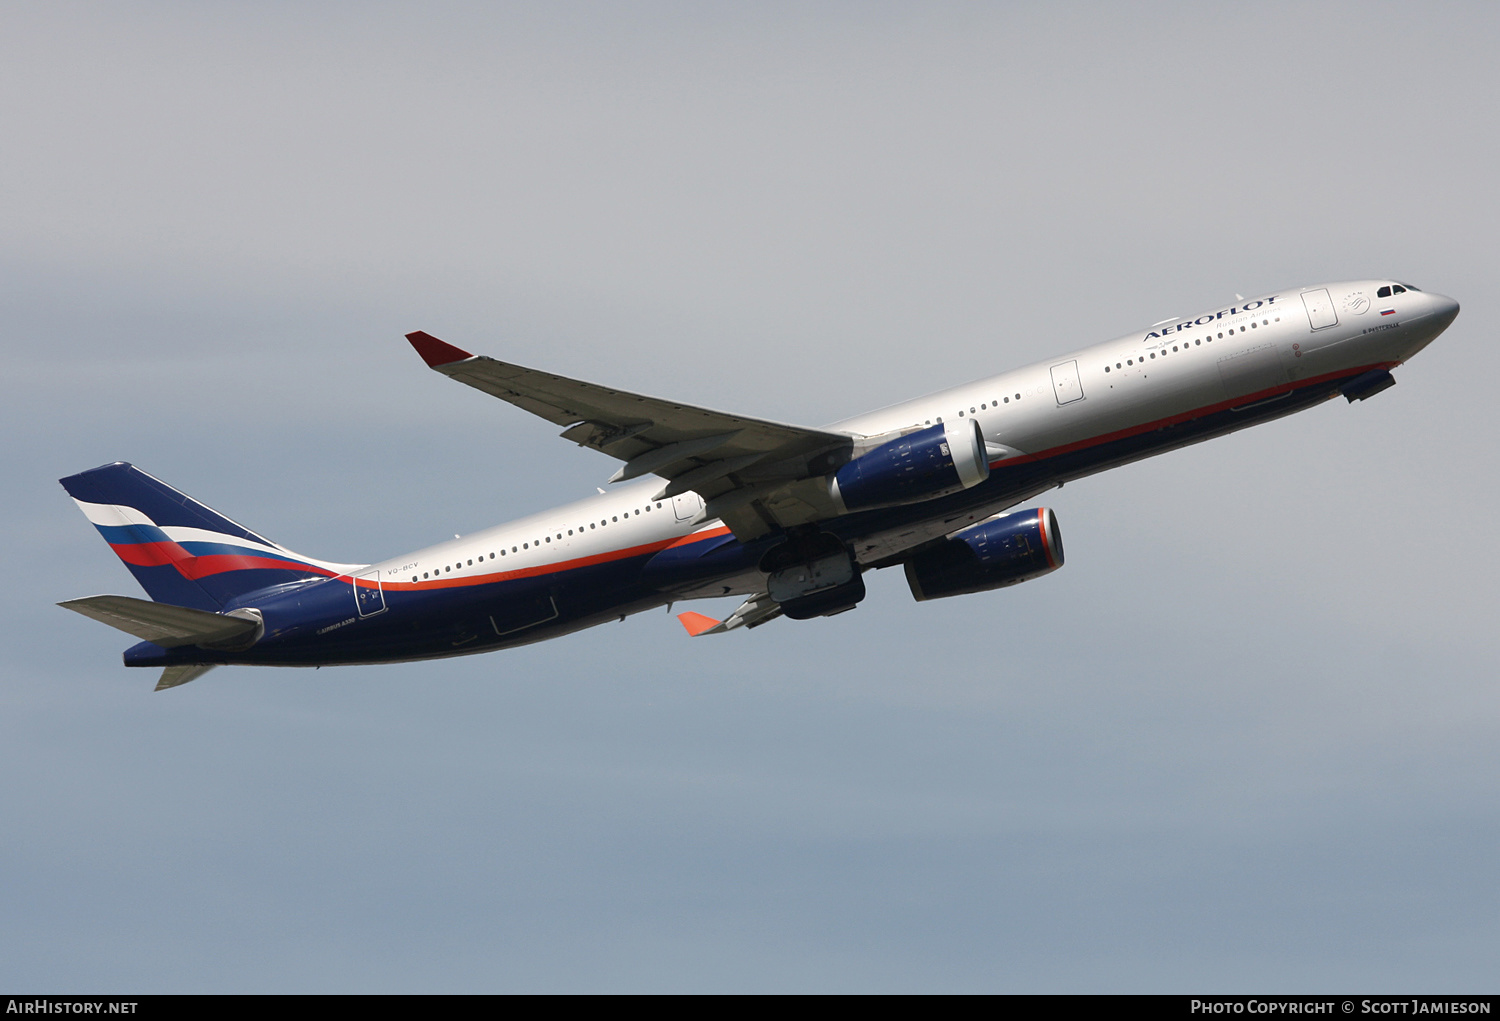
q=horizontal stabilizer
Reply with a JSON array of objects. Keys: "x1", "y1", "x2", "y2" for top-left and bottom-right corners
[
  {"x1": 156, "y1": 664, "x2": 216, "y2": 691},
  {"x1": 58, "y1": 595, "x2": 261, "y2": 649}
]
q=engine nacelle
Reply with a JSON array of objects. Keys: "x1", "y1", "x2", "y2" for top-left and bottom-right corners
[
  {"x1": 832, "y1": 419, "x2": 989, "y2": 513},
  {"x1": 904, "y1": 508, "x2": 1064, "y2": 601}
]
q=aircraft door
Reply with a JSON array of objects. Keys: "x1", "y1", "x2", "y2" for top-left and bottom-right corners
[
  {"x1": 353, "y1": 569, "x2": 387, "y2": 617},
  {"x1": 1050, "y1": 359, "x2": 1084, "y2": 405},
  {"x1": 671, "y1": 492, "x2": 701, "y2": 521},
  {"x1": 1301, "y1": 288, "x2": 1338, "y2": 331}
]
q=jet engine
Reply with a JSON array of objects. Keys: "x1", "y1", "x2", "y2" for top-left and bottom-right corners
[
  {"x1": 832, "y1": 420, "x2": 989, "y2": 513},
  {"x1": 904, "y1": 508, "x2": 1064, "y2": 601}
]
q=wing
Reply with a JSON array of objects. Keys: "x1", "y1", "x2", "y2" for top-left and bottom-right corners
[{"x1": 408, "y1": 332, "x2": 857, "y2": 539}]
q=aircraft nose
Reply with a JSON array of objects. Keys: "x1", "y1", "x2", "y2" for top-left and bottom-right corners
[{"x1": 1425, "y1": 291, "x2": 1460, "y2": 330}]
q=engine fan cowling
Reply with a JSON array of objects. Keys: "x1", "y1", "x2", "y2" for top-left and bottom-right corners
[
  {"x1": 905, "y1": 508, "x2": 1064, "y2": 601},
  {"x1": 832, "y1": 419, "x2": 989, "y2": 513}
]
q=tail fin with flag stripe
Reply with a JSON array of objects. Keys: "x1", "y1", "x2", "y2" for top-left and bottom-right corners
[{"x1": 60, "y1": 462, "x2": 363, "y2": 610}]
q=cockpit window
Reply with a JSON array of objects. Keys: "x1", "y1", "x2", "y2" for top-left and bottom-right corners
[
  {"x1": 1398, "y1": 282, "x2": 1420, "y2": 291},
  {"x1": 1392, "y1": 284, "x2": 1407, "y2": 294},
  {"x1": 1377, "y1": 285, "x2": 1392, "y2": 298}
]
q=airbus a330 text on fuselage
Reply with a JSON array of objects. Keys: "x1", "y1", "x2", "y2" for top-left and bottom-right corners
[{"x1": 60, "y1": 280, "x2": 1459, "y2": 689}]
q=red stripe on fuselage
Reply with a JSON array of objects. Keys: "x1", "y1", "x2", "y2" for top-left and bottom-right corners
[
  {"x1": 986, "y1": 361, "x2": 1398, "y2": 470},
  {"x1": 388, "y1": 525, "x2": 736, "y2": 591},
  {"x1": 665, "y1": 525, "x2": 732, "y2": 549}
]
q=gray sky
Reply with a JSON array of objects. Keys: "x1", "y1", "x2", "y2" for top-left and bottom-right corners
[{"x1": 3, "y1": 1, "x2": 1497, "y2": 992}]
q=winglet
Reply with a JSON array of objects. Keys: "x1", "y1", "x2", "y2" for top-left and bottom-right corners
[
  {"x1": 676, "y1": 611, "x2": 722, "y2": 637},
  {"x1": 406, "y1": 331, "x2": 474, "y2": 368}
]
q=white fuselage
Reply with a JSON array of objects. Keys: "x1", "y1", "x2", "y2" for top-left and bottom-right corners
[{"x1": 370, "y1": 280, "x2": 1456, "y2": 599}]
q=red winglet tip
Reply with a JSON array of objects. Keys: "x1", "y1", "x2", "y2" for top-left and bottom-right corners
[
  {"x1": 676, "y1": 611, "x2": 721, "y2": 637},
  {"x1": 406, "y1": 331, "x2": 474, "y2": 368}
]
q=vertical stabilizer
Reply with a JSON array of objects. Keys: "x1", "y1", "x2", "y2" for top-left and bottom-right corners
[{"x1": 60, "y1": 463, "x2": 362, "y2": 609}]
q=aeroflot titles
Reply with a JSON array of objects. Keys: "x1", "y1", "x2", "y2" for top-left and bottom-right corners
[{"x1": 1144, "y1": 295, "x2": 1280, "y2": 339}]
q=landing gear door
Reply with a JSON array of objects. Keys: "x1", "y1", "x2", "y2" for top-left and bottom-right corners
[{"x1": 353, "y1": 569, "x2": 387, "y2": 617}]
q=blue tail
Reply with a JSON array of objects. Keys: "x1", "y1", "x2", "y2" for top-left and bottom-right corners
[{"x1": 61, "y1": 462, "x2": 357, "y2": 610}]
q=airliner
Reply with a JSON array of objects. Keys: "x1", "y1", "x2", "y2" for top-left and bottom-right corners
[{"x1": 60, "y1": 280, "x2": 1459, "y2": 690}]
